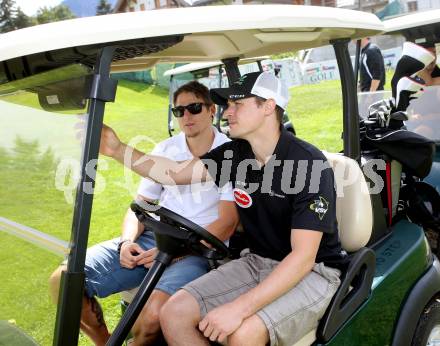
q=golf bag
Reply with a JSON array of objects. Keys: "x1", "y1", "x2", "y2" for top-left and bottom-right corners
[{"x1": 359, "y1": 42, "x2": 439, "y2": 248}]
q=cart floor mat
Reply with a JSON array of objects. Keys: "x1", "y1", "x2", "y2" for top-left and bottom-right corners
[{"x1": 0, "y1": 320, "x2": 39, "y2": 346}]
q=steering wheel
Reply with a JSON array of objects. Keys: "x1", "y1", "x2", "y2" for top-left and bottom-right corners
[{"x1": 130, "y1": 200, "x2": 229, "y2": 260}]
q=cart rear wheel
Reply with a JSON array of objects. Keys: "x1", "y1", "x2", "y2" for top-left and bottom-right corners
[{"x1": 412, "y1": 299, "x2": 440, "y2": 346}]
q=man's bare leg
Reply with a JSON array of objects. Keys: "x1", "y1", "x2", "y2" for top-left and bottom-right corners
[
  {"x1": 131, "y1": 290, "x2": 171, "y2": 345},
  {"x1": 227, "y1": 314, "x2": 269, "y2": 346},
  {"x1": 49, "y1": 266, "x2": 110, "y2": 346},
  {"x1": 160, "y1": 290, "x2": 210, "y2": 346},
  {"x1": 80, "y1": 295, "x2": 111, "y2": 345}
]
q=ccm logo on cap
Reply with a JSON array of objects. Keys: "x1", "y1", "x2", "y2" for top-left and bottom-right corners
[
  {"x1": 233, "y1": 188, "x2": 253, "y2": 208},
  {"x1": 230, "y1": 94, "x2": 245, "y2": 99}
]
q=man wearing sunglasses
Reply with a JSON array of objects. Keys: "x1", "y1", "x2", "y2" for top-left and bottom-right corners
[
  {"x1": 99, "y1": 72, "x2": 344, "y2": 346},
  {"x1": 50, "y1": 81, "x2": 238, "y2": 346}
]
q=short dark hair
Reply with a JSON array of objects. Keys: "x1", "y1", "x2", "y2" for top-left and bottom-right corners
[
  {"x1": 254, "y1": 96, "x2": 284, "y2": 124},
  {"x1": 173, "y1": 81, "x2": 213, "y2": 106}
]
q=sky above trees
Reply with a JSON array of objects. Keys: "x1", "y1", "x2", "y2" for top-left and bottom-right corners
[
  {"x1": 15, "y1": 0, "x2": 62, "y2": 16},
  {"x1": 1, "y1": 0, "x2": 113, "y2": 33}
]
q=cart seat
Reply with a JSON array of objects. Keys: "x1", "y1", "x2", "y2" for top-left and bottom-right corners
[
  {"x1": 294, "y1": 152, "x2": 375, "y2": 345},
  {"x1": 324, "y1": 152, "x2": 373, "y2": 251}
]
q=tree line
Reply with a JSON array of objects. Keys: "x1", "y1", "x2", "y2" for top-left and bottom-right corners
[{"x1": 0, "y1": 0, "x2": 113, "y2": 33}]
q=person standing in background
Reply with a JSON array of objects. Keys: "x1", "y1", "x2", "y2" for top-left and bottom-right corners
[{"x1": 359, "y1": 37, "x2": 386, "y2": 92}]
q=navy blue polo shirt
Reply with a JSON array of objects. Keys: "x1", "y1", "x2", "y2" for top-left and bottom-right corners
[{"x1": 201, "y1": 129, "x2": 344, "y2": 266}]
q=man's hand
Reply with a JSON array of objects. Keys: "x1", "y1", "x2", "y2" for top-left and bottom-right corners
[
  {"x1": 135, "y1": 247, "x2": 158, "y2": 268},
  {"x1": 100, "y1": 124, "x2": 123, "y2": 158},
  {"x1": 198, "y1": 302, "x2": 245, "y2": 343},
  {"x1": 119, "y1": 242, "x2": 145, "y2": 269}
]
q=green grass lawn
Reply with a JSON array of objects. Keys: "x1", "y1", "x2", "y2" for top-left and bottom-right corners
[
  {"x1": 0, "y1": 72, "x2": 393, "y2": 345},
  {"x1": 289, "y1": 78, "x2": 343, "y2": 152}
]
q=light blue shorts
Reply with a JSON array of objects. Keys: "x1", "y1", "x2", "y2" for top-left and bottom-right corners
[{"x1": 84, "y1": 231, "x2": 210, "y2": 298}]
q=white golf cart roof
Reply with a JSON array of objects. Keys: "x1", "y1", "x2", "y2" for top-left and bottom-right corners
[
  {"x1": 163, "y1": 57, "x2": 269, "y2": 77},
  {"x1": 0, "y1": 5, "x2": 384, "y2": 73},
  {"x1": 384, "y1": 9, "x2": 440, "y2": 34},
  {"x1": 164, "y1": 62, "x2": 226, "y2": 77}
]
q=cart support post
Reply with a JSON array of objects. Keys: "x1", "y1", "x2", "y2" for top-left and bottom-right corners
[
  {"x1": 332, "y1": 38, "x2": 360, "y2": 163},
  {"x1": 53, "y1": 46, "x2": 117, "y2": 346}
]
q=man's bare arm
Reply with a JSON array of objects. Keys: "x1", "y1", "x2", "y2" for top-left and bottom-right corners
[
  {"x1": 429, "y1": 76, "x2": 440, "y2": 86},
  {"x1": 120, "y1": 196, "x2": 148, "y2": 243},
  {"x1": 100, "y1": 125, "x2": 211, "y2": 185},
  {"x1": 118, "y1": 195, "x2": 154, "y2": 268},
  {"x1": 230, "y1": 229, "x2": 321, "y2": 316},
  {"x1": 370, "y1": 79, "x2": 381, "y2": 92},
  {"x1": 204, "y1": 201, "x2": 239, "y2": 242}
]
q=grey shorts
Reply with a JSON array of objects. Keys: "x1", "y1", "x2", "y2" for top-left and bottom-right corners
[{"x1": 183, "y1": 252, "x2": 341, "y2": 346}]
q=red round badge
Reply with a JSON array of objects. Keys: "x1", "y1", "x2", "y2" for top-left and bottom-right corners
[{"x1": 233, "y1": 188, "x2": 253, "y2": 208}]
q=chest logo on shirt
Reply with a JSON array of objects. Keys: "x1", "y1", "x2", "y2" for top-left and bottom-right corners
[
  {"x1": 233, "y1": 188, "x2": 253, "y2": 208},
  {"x1": 309, "y1": 196, "x2": 329, "y2": 220}
]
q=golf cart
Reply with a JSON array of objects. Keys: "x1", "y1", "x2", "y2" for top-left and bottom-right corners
[
  {"x1": 0, "y1": 5, "x2": 439, "y2": 346},
  {"x1": 163, "y1": 59, "x2": 295, "y2": 137}
]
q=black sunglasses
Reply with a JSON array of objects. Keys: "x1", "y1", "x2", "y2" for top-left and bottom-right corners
[{"x1": 171, "y1": 102, "x2": 206, "y2": 118}]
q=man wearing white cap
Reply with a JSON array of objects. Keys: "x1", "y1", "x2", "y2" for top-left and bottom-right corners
[{"x1": 100, "y1": 71, "x2": 345, "y2": 346}]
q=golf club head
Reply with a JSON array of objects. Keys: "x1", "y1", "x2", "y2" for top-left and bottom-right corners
[
  {"x1": 368, "y1": 98, "x2": 391, "y2": 117},
  {"x1": 367, "y1": 97, "x2": 392, "y2": 122},
  {"x1": 395, "y1": 76, "x2": 425, "y2": 111},
  {"x1": 389, "y1": 111, "x2": 408, "y2": 121}
]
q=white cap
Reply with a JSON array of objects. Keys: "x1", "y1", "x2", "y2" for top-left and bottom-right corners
[{"x1": 210, "y1": 71, "x2": 290, "y2": 110}]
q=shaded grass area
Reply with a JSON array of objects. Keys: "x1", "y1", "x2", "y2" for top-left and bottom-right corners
[
  {"x1": 1, "y1": 74, "x2": 395, "y2": 345},
  {"x1": 0, "y1": 233, "x2": 60, "y2": 345},
  {"x1": 0, "y1": 139, "x2": 74, "y2": 242}
]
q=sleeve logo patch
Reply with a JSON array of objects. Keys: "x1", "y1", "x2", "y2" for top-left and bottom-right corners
[
  {"x1": 309, "y1": 196, "x2": 329, "y2": 220},
  {"x1": 233, "y1": 188, "x2": 253, "y2": 208},
  {"x1": 234, "y1": 75, "x2": 248, "y2": 86}
]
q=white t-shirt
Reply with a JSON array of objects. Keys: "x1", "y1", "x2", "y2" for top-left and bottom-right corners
[{"x1": 137, "y1": 127, "x2": 233, "y2": 228}]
